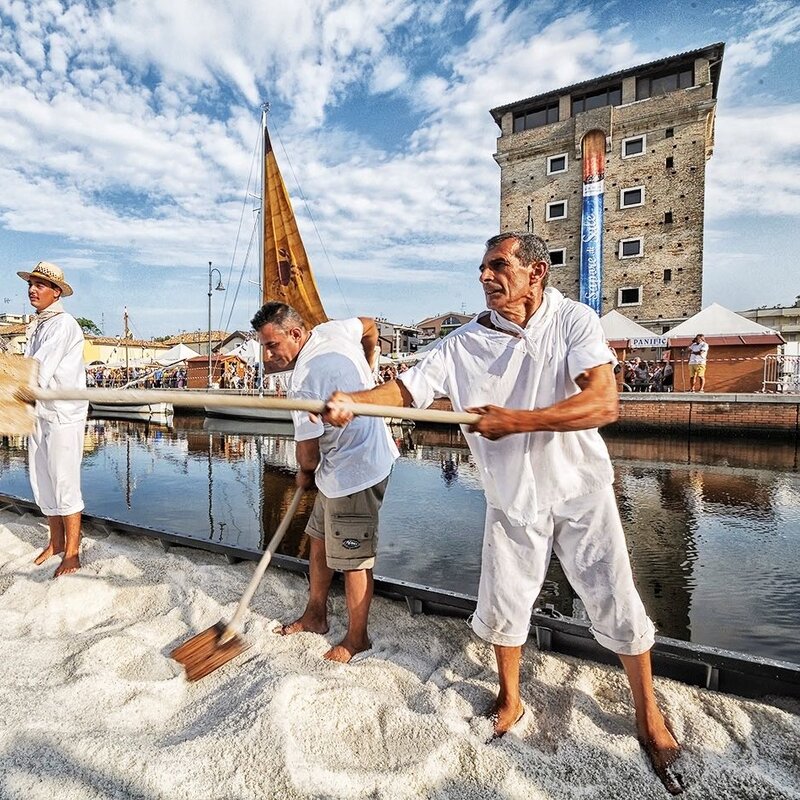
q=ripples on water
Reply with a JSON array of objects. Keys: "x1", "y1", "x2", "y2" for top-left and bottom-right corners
[{"x1": 1, "y1": 417, "x2": 798, "y2": 663}]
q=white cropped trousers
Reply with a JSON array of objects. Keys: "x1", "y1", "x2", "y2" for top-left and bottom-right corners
[
  {"x1": 28, "y1": 418, "x2": 85, "y2": 517},
  {"x1": 471, "y1": 486, "x2": 655, "y2": 655}
]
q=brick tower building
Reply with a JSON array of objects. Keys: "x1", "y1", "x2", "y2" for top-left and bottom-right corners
[{"x1": 490, "y1": 42, "x2": 724, "y2": 332}]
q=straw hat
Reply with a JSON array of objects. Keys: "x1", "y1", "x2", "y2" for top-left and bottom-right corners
[{"x1": 17, "y1": 261, "x2": 74, "y2": 297}]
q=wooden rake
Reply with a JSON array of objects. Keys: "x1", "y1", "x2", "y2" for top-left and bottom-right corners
[{"x1": 0, "y1": 352, "x2": 480, "y2": 435}]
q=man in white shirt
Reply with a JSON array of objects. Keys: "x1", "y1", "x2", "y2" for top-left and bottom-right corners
[
  {"x1": 251, "y1": 302, "x2": 398, "y2": 663},
  {"x1": 687, "y1": 334, "x2": 709, "y2": 392},
  {"x1": 17, "y1": 262, "x2": 88, "y2": 577},
  {"x1": 323, "y1": 234, "x2": 684, "y2": 794}
]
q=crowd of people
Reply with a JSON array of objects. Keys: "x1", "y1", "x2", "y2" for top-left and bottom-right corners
[
  {"x1": 86, "y1": 365, "x2": 188, "y2": 388},
  {"x1": 621, "y1": 357, "x2": 674, "y2": 392},
  {"x1": 376, "y1": 362, "x2": 410, "y2": 384}
]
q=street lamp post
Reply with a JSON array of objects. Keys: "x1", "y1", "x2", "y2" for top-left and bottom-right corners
[{"x1": 207, "y1": 260, "x2": 225, "y2": 389}]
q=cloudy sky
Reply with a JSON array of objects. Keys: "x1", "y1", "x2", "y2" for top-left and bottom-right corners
[{"x1": 1, "y1": 0, "x2": 799, "y2": 338}]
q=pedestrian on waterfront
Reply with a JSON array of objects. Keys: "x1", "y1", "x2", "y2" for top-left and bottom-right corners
[
  {"x1": 661, "y1": 359, "x2": 674, "y2": 392},
  {"x1": 17, "y1": 262, "x2": 88, "y2": 578},
  {"x1": 322, "y1": 232, "x2": 684, "y2": 794},
  {"x1": 251, "y1": 302, "x2": 399, "y2": 663},
  {"x1": 688, "y1": 334, "x2": 708, "y2": 392}
]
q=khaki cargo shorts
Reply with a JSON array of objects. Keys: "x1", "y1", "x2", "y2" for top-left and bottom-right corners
[
  {"x1": 689, "y1": 364, "x2": 706, "y2": 377},
  {"x1": 306, "y1": 476, "x2": 389, "y2": 571}
]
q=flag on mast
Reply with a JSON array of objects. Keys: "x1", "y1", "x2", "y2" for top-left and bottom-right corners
[{"x1": 262, "y1": 123, "x2": 327, "y2": 326}]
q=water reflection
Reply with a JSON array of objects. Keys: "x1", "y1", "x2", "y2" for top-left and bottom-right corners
[{"x1": 1, "y1": 420, "x2": 798, "y2": 662}]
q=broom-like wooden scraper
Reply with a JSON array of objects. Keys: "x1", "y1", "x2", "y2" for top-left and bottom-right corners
[{"x1": 171, "y1": 485, "x2": 304, "y2": 681}]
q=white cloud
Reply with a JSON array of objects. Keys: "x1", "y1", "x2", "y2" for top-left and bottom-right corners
[
  {"x1": 707, "y1": 104, "x2": 800, "y2": 219},
  {"x1": 1, "y1": 0, "x2": 800, "y2": 333}
]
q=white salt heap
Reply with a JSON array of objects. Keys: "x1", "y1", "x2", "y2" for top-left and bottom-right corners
[{"x1": 1, "y1": 509, "x2": 798, "y2": 800}]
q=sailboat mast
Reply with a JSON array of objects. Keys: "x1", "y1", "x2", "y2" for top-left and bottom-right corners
[
  {"x1": 259, "y1": 102, "x2": 268, "y2": 306},
  {"x1": 258, "y1": 103, "x2": 269, "y2": 391},
  {"x1": 123, "y1": 306, "x2": 130, "y2": 378}
]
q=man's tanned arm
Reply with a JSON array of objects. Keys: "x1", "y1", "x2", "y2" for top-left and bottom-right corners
[
  {"x1": 466, "y1": 363, "x2": 618, "y2": 440},
  {"x1": 358, "y1": 317, "x2": 379, "y2": 370}
]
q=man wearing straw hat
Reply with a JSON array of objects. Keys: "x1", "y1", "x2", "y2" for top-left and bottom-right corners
[
  {"x1": 17, "y1": 261, "x2": 88, "y2": 577},
  {"x1": 323, "y1": 233, "x2": 684, "y2": 794},
  {"x1": 251, "y1": 301, "x2": 398, "y2": 663}
]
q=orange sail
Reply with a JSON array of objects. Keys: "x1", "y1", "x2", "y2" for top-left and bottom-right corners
[{"x1": 262, "y1": 120, "x2": 327, "y2": 326}]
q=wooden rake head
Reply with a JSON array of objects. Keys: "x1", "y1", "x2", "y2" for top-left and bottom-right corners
[{"x1": 0, "y1": 353, "x2": 37, "y2": 435}]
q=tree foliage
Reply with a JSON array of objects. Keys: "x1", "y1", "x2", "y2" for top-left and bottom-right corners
[{"x1": 77, "y1": 317, "x2": 102, "y2": 336}]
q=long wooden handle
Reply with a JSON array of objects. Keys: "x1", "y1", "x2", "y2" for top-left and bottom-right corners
[
  {"x1": 220, "y1": 485, "x2": 305, "y2": 643},
  {"x1": 27, "y1": 387, "x2": 480, "y2": 426}
]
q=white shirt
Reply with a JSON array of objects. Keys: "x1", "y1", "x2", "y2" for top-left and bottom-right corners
[
  {"x1": 289, "y1": 318, "x2": 398, "y2": 498},
  {"x1": 400, "y1": 288, "x2": 615, "y2": 526},
  {"x1": 25, "y1": 309, "x2": 88, "y2": 424},
  {"x1": 688, "y1": 341, "x2": 709, "y2": 365}
]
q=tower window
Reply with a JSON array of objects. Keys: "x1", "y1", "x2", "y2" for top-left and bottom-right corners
[
  {"x1": 620, "y1": 186, "x2": 645, "y2": 209},
  {"x1": 622, "y1": 135, "x2": 646, "y2": 159},
  {"x1": 571, "y1": 84, "x2": 622, "y2": 115},
  {"x1": 546, "y1": 200, "x2": 568, "y2": 221},
  {"x1": 666, "y1": 156, "x2": 674, "y2": 169},
  {"x1": 618, "y1": 286, "x2": 642, "y2": 307},
  {"x1": 619, "y1": 238, "x2": 643, "y2": 258},
  {"x1": 548, "y1": 248, "x2": 566, "y2": 266},
  {"x1": 664, "y1": 211, "x2": 673, "y2": 224},
  {"x1": 665, "y1": 127, "x2": 674, "y2": 138},
  {"x1": 636, "y1": 66, "x2": 694, "y2": 100},
  {"x1": 547, "y1": 153, "x2": 568, "y2": 174},
  {"x1": 513, "y1": 102, "x2": 559, "y2": 132}
]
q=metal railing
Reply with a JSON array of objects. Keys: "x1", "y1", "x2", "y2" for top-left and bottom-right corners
[{"x1": 762, "y1": 354, "x2": 800, "y2": 393}]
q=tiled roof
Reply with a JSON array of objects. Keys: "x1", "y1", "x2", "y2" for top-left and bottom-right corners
[
  {"x1": 86, "y1": 335, "x2": 171, "y2": 348},
  {"x1": 162, "y1": 331, "x2": 229, "y2": 345},
  {"x1": 0, "y1": 323, "x2": 27, "y2": 335}
]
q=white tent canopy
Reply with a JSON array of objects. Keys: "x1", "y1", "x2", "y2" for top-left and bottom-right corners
[
  {"x1": 156, "y1": 342, "x2": 201, "y2": 365},
  {"x1": 227, "y1": 339, "x2": 262, "y2": 365},
  {"x1": 600, "y1": 310, "x2": 667, "y2": 347},
  {"x1": 663, "y1": 303, "x2": 779, "y2": 338}
]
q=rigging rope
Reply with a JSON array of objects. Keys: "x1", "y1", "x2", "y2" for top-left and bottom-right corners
[{"x1": 271, "y1": 119, "x2": 352, "y2": 318}]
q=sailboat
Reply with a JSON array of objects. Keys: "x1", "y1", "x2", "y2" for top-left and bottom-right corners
[
  {"x1": 90, "y1": 307, "x2": 175, "y2": 425},
  {"x1": 204, "y1": 105, "x2": 327, "y2": 422}
]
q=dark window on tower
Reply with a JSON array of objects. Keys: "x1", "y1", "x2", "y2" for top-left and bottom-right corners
[
  {"x1": 665, "y1": 127, "x2": 674, "y2": 137},
  {"x1": 636, "y1": 66, "x2": 694, "y2": 100},
  {"x1": 663, "y1": 269, "x2": 672, "y2": 282},
  {"x1": 513, "y1": 102, "x2": 559, "y2": 132},
  {"x1": 664, "y1": 211, "x2": 674, "y2": 223},
  {"x1": 571, "y1": 84, "x2": 622, "y2": 115},
  {"x1": 666, "y1": 156, "x2": 674, "y2": 169},
  {"x1": 549, "y1": 248, "x2": 566, "y2": 266}
]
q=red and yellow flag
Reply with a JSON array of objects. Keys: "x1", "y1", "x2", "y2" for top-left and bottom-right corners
[{"x1": 262, "y1": 126, "x2": 327, "y2": 326}]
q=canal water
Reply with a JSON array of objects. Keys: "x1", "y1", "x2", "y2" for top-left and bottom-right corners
[{"x1": 1, "y1": 415, "x2": 799, "y2": 664}]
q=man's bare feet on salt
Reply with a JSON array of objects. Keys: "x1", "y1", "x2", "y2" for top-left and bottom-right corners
[
  {"x1": 488, "y1": 699, "x2": 525, "y2": 738},
  {"x1": 323, "y1": 637, "x2": 371, "y2": 663},
  {"x1": 53, "y1": 554, "x2": 80, "y2": 577},
  {"x1": 273, "y1": 614, "x2": 329, "y2": 636},
  {"x1": 34, "y1": 543, "x2": 63, "y2": 565},
  {"x1": 638, "y1": 716, "x2": 685, "y2": 795}
]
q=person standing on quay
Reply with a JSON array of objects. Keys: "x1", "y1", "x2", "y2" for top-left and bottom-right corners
[
  {"x1": 323, "y1": 233, "x2": 685, "y2": 794},
  {"x1": 688, "y1": 333, "x2": 709, "y2": 392},
  {"x1": 251, "y1": 302, "x2": 398, "y2": 663},
  {"x1": 18, "y1": 262, "x2": 88, "y2": 577}
]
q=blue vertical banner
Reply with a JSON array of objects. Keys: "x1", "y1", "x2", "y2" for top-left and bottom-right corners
[{"x1": 579, "y1": 130, "x2": 606, "y2": 314}]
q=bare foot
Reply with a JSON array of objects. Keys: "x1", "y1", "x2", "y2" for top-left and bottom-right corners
[
  {"x1": 638, "y1": 719, "x2": 685, "y2": 795},
  {"x1": 323, "y1": 637, "x2": 371, "y2": 663},
  {"x1": 273, "y1": 615, "x2": 329, "y2": 636},
  {"x1": 53, "y1": 554, "x2": 80, "y2": 578},
  {"x1": 488, "y1": 701, "x2": 525, "y2": 738},
  {"x1": 34, "y1": 544, "x2": 63, "y2": 565}
]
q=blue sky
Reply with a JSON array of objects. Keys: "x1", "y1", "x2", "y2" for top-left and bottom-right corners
[{"x1": 1, "y1": 0, "x2": 799, "y2": 338}]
